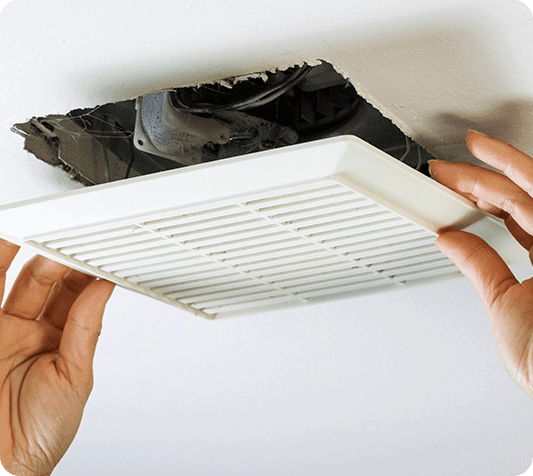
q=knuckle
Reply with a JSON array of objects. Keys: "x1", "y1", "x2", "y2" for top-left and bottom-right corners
[
  {"x1": 502, "y1": 193, "x2": 522, "y2": 215},
  {"x1": 462, "y1": 240, "x2": 486, "y2": 267},
  {"x1": 526, "y1": 179, "x2": 533, "y2": 198},
  {"x1": 467, "y1": 175, "x2": 480, "y2": 196},
  {"x1": 487, "y1": 276, "x2": 516, "y2": 311},
  {"x1": 26, "y1": 265, "x2": 58, "y2": 287},
  {"x1": 25, "y1": 256, "x2": 68, "y2": 285}
]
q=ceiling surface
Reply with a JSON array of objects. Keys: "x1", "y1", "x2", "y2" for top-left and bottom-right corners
[{"x1": 1, "y1": 1, "x2": 533, "y2": 475}]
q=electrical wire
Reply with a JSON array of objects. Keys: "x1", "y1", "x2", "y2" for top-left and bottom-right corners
[
  {"x1": 172, "y1": 65, "x2": 313, "y2": 113},
  {"x1": 125, "y1": 144, "x2": 135, "y2": 179},
  {"x1": 399, "y1": 136, "x2": 411, "y2": 162},
  {"x1": 416, "y1": 143, "x2": 423, "y2": 171}
]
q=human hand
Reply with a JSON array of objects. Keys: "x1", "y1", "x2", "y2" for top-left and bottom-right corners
[
  {"x1": 0, "y1": 240, "x2": 115, "y2": 476},
  {"x1": 430, "y1": 130, "x2": 533, "y2": 399}
]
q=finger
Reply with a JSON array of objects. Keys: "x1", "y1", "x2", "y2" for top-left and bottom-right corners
[
  {"x1": 466, "y1": 130, "x2": 533, "y2": 199},
  {"x1": 0, "y1": 238, "x2": 20, "y2": 305},
  {"x1": 56, "y1": 279, "x2": 115, "y2": 392},
  {"x1": 505, "y1": 214, "x2": 533, "y2": 251},
  {"x1": 429, "y1": 160, "x2": 533, "y2": 249},
  {"x1": 40, "y1": 268, "x2": 97, "y2": 330},
  {"x1": 429, "y1": 160, "x2": 533, "y2": 241},
  {"x1": 3, "y1": 255, "x2": 69, "y2": 320},
  {"x1": 435, "y1": 230, "x2": 518, "y2": 313}
]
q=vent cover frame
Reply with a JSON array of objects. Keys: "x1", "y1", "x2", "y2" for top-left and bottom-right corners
[{"x1": 0, "y1": 136, "x2": 526, "y2": 319}]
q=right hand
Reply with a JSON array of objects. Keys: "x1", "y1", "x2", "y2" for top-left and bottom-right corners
[{"x1": 430, "y1": 130, "x2": 533, "y2": 399}]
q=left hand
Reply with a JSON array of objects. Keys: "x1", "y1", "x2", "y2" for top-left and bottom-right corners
[{"x1": 0, "y1": 239, "x2": 115, "y2": 476}]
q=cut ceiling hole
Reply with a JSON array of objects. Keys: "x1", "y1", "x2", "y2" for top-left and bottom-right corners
[{"x1": 13, "y1": 61, "x2": 436, "y2": 186}]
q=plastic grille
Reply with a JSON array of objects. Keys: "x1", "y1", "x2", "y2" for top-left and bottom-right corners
[{"x1": 28, "y1": 178, "x2": 461, "y2": 318}]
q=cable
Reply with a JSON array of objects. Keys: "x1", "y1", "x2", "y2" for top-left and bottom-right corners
[
  {"x1": 416, "y1": 144, "x2": 423, "y2": 171},
  {"x1": 125, "y1": 145, "x2": 135, "y2": 179},
  {"x1": 172, "y1": 65, "x2": 312, "y2": 114},
  {"x1": 399, "y1": 136, "x2": 411, "y2": 162}
]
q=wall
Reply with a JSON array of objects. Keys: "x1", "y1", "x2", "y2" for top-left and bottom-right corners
[{"x1": 1, "y1": 1, "x2": 533, "y2": 475}]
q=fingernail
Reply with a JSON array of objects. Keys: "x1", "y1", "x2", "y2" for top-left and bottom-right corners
[
  {"x1": 428, "y1": 159, "x2": 441, "y2": 178},
  {"x1": 467, "y1": 129, "x2": 489, "y2": 138}
]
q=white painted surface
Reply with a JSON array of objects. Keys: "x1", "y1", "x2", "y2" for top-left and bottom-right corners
[{"x1": 1, "y1": 1, "x2": 533, "y2": 475}]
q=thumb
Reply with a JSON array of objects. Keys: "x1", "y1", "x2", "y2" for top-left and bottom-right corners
[
  {"x1": 57, "y1": 279, "x2": 115, "y2": 388},
  {"x1": 435, "y1": 230, "x2": 518, "y2": 313}
]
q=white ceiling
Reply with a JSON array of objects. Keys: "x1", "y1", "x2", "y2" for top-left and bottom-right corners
[{"x1": 1, "y1": 1, "x2": 533, "y2": 475}]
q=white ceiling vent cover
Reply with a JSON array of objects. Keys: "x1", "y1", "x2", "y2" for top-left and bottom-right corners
[{"x1": 0, "y1": 136, "x2": 526, "y2": 319}]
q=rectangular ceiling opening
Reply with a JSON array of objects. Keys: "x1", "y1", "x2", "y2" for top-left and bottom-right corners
[{"x1": 12, "y1": 61, "x2": 436, "y2": 186}]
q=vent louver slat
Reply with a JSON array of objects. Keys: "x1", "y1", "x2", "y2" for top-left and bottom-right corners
[{"x1": 27, "y1": 178, "x2": 461, "y2": 318}]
